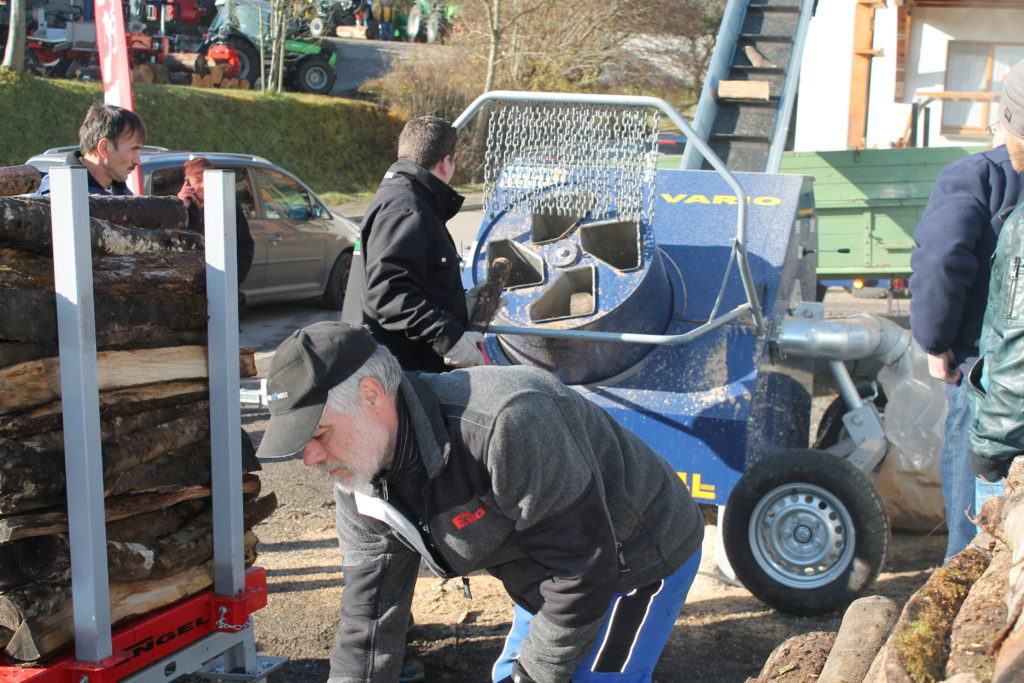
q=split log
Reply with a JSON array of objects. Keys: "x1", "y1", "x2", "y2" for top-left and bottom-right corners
[
  {"x1": 207, "y1": 64, "x2": 228, "y2": 85},
  {"x1": 946, "y1": 542, "x2": 1010, "y2": 680},
  {"x1": 191, "y1": 73, "x2": 203, "y2": 87},
  {"x1": 467, "y1": 256, "x2": 511, "y2": 333},
  {"x1": 14, "y1": 492, "x2": 275, "y2": 585},
  {"x1": 751, "y1": 631, "x2": 835, "y2": 683},
  {"x1": 238, "y1": 78, "x2": 250, "y2": 90},
  {"x1": 819, "y1": 595, "x2": 900, "y2": 683},
  {"x1": 0, "y1": 166, "x2": 41, "y2": 197},
  {"x1": 163, "y1": 52, "x2": 208, "y2": 74},
  {"x1": 0, "y1": 196, "x2": 202, "y2": 256},
  {"x1": 863, "y1": 546, "x2": 990, "y2": 683},
  {"x1": 10, "y1": 195, "x2": 187, "y2": 232},
  {"x1": 0, "y1": 380, "x2": 208, "y2": 440},
  {"x1": 169, "y1": 71, "x2": 193, "y2": 86},
  {"x1": 0, "y1": 344, "x2": 256, "y2": 416},
  {"x1": 3, "y1": 533, "x2": 257, "y2": 662},
  {"x1": 0, "y1": 403, "x2": 211, "y2": 514},
  {"x1": 106, "y1": 499, "x2": 207, "y2": 544},
  {"x1": 131, "y1": 63, "x2": 171, "y2": 84},
  {"x1": 0, "y1": 474, "x2": 261, "y2": 542}
]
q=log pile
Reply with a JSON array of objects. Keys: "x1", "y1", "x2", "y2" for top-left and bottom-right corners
[
  {"x1": 0, "y1": 168, "x2": 275, "y2": 663},
  {"x1": 131, "y1": 53, "x2": 251, "y2": 89},
  {"x1": 748, "y1": 458, "x2": 1024, "y2": 683}
]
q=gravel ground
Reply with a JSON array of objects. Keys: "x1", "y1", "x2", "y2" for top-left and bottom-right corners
[{"x1": 208, "y1": 288, "x2": 946, "y2": 683}]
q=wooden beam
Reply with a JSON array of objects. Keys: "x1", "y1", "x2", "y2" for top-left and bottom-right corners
[
  {"x1": 848, "y1": 2, "x2": 879, "y2": 148},
  {"x1": 894, "y1": 6, "x2": 912, "y2": 101},
  {"x1": 718, "y1": 80, "x2": 771, "y2": 101}
]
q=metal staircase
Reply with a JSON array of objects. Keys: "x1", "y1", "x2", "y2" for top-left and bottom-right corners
[{"x1": 680, "y1": 0, "x2": 816, "y2": 173}]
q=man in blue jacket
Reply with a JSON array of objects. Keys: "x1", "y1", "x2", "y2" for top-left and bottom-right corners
[
  {"x1": 909, "y1": 58, "x2": 1024, "y2": 559},
  {"x1": 36, "y1": 103, "x2": 147, "y2": 196}
]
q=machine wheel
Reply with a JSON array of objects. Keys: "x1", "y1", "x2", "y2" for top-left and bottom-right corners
[
  {"x1": 309, "y1": 16, "x2": 330, "y2": 37},
  {"x1": 322, "y1": 250, "x2": 352, "y2": 310},
  {"x1": 227, "y1": 38, "x2": 260, "y2": 83},
  {"x1": 406, "y1": 2, "x2": 426, "y2": 41},
  {"x1": 723, "y1": 449, "x2": 889, "y2": 616},
  {"x1": 814, "y1": 384, "x2": 888, "y2": 450},
  {"x1": 425, "y1": 10, "x2": 446, "y2": 44},
  {"x1": 293, "y1": 56, "x2": 337, "y2": 94},
  {"x1": 365, "y1": 24, "x2": 378, "y2": 39}
]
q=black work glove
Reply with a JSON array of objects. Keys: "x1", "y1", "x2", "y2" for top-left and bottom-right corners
[
  {"x1": 970, "y1": 451, "x2": 1011, "y2": 483},
  {"x1": 496, "y1": 660, "x2": 538, "y2": 683}
]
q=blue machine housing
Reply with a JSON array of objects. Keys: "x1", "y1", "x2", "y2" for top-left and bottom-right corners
[{"x1": 466, "y1": 169, "x2": 817, "y2": 505}]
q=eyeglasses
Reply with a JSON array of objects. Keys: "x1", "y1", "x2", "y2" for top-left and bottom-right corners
[{"x1": 987, "y1": 121, "x2": 1001, "y2": 135}]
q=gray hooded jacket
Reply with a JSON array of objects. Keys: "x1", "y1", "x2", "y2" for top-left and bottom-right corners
[{"x1": 327, "y1": 365, "x2": 703, "y2": 683}]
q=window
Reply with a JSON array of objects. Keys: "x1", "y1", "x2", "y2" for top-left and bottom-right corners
[
  {"x1": 252, "y1": 168, "x2": 314, "y2": 220},
  {"x1": 943, "y1": 42, "x2": 1024, "y2": 134}
]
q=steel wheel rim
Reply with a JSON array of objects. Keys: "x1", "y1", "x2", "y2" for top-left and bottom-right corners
[
  {"x1": 747, "y1": 482, "x2": 855, "y2": 589},
  {"x1": 306, "y1": 65, "x2": 329, "y2": 90}
]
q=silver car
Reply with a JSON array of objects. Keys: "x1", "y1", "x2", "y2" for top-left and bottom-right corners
[{"x1": 26, "y1": 147, "x2": 358, "y2": 310}]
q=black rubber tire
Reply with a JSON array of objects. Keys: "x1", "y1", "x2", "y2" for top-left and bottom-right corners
[
  {"x1": 322, "y1": 250, "x2": 352, "y2": 310},
  {"x1": 406, "y1": 2, "x2": 426, "y2": 41},
  {"x1": 852, "y1": 286, "x2": 888, "y2": 299},
  {"x1": 293, "y1": 56, "x2": 337, "y2": 94},
  {"x1": 723, "y1": 449, "x2": 890, "y2": 616},
  {"x1": 226, "y1": 38, "x2": 260, "y2": 83},
  {"x1": 365, "y1": 24, "x2": 378, "y2": 39},
  {"x1": 425, "y1": 10, "x2": 446, "y2": 44},
  {"x1": 813, "y1": 384, "x2": 888, "y2": 450}
]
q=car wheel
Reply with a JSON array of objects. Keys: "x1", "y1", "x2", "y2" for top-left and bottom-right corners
[
  {"x1": 226, "y1": 38, "x2": 260, "y2": 83},
  {"x1": 406, "y1": 2, "x2": 426, "y2": 41},
  {"x1": 323, "y1": 250, "x2": 352, "y2": 310},
  {"x1": 723, "y1": 448, "x2": 890, "y2": 616},
  {"x1": 294, "y1": 56, "x2": 337, "y2": 95}
]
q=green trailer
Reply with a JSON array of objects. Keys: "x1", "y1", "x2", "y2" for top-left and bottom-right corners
[{"x1": 778, "y1": 146, "x2": 985, "y2": 291}]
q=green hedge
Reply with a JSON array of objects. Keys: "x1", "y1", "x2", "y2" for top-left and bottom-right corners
[{"x1": 0, "y1": 71, "x2": 403, "y2": 195}]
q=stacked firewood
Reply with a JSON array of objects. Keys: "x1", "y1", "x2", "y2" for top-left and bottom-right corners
[
  {"x1": 748, "y1": 458, "x2": 1024, "y2": 683},
  {"x1": 131, "y1": 52, "x2": 251, "y2": 89},
  {"x1": 0, "y1": 168, "x2": 276, "y2": 664}
]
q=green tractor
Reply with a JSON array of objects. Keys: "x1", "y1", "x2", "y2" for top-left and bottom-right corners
[{"x1": 404, "y1": 0, "x2": 457, "y2": 43}]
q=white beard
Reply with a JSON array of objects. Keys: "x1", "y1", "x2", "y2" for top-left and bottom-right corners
[{"x1": 317, "y1": 410, "x2": 391, "y2": 493}]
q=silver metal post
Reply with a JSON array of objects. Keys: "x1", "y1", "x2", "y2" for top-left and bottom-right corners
[
  {"x1": 204, "y1": 170, "x2": 257, "y2": 673},
  {"x1": 205, "y1": 170, "x2": 245, "y2": 595},
  {"x1": 51, "y1": 166, "x2": 113, "y2": 662}
]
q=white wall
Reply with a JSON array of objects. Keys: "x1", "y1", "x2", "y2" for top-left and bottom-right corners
[{"x1": 793, "y1": 3, "x2": 1024, "y2": 152}]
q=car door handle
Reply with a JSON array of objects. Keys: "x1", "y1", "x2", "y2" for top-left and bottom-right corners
[{"x1": 267, "y1": 235, "x2": 283, "y2": 244}]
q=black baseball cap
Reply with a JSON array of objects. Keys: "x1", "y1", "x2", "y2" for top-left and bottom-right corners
[{"x1": 255, "y1": 322, "x2": 378, "y2": 461}]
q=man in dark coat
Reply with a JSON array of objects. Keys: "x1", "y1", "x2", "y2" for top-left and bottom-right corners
[
  {"x1": 909, "y1": 58, "x2": 1024, "y2": 559},
  {"x1": 176, "y1": 156, "x2": 255, "y2": 285},
  {"x1": 342, "y1": 116, "x2": 483, "y2": 372}
]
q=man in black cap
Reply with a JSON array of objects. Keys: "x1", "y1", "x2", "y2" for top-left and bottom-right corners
[
  {"x1": 908, "y1": 58, "x2": 1024, "y2": 560},
  {"x1": 341, "y1": 116, "x2": 484, "y2": 373},
  {"x1": 256, "y1": 321, "x2": 703, "y2": 683}
]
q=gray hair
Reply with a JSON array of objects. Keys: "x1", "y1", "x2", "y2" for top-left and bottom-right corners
[{"x1": 325, "y1": 344, "x2": 403, "y2": 415}]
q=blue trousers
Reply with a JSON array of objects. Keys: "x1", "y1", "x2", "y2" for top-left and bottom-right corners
[
  {"x1": 492, "y1": 550, "x2": 701, "y2": 682},
  {"x1": 941, "y1": 381, "x2": 976, "y2": 560}
]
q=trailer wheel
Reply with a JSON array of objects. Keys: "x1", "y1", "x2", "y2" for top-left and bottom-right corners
[
  {"x1": 723, "y1": 448, "x2": 889, "y2": 616},
  {"x1": 814, "y1": 384, "x2": 887, "y2": 450}
]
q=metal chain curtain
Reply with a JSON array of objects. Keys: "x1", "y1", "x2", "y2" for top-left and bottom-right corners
[{"x1": 483, "y1": 101, "x2": 661, "y2": 224}]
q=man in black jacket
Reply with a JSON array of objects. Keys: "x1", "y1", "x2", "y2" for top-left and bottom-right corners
[{"x1": 341, "y1": 116, "x2": 483, "y2": 372}]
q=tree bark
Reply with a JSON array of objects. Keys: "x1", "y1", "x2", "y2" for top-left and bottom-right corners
[
  {"x1": 0, "y1": 380, "x2": 208, "y2": 440},
  {"x1": 3, "y1": 534, "x2": 258, "y2": 662},
  {"x1": 10, "y1": 195, "x2": 188, "y2": 232},
  {"x1": 0, "y1": 197, "x2": 202, "y2": 256},
  {"x1": 864, "y1": 547, "x2": 991, "y2": 683},
  {"x1": 946, "y1": 543, "x2": 1010, "y2": 681},
  {"x1": 0, "y1": 166, "x2": 42, "y2": 197},
  {"x1": 164, "y1": 52, "x2": 209, "y2": 74},
  {"x1": 1, "y1": 0, "x2": 26, "y2": 73},
  {"x1": 0, "y1": 345, "x2": 256, "y2": 415},
  {"x1": 819, "y1": 596, "x2": 900, "y2": 683},
  {"x1": 14, "y1": 493, "x2": 275, "y2": 585},
  {"x1": 753, "y1": 631, "x2": 835, "y2": 683},
  {"x1": 0, "y1": 474, "x2": 261, "y2": 542}
]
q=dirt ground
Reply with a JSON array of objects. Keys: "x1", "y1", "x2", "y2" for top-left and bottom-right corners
[{"x1": 227, "y1": 289, "x2": 947, "y2": 683}]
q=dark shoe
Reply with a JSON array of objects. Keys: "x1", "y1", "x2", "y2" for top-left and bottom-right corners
[{"x1": 399, "y1": 653, "x2": 425, "y2": 682}]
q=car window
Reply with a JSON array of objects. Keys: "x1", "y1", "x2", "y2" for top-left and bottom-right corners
[
  {"x1": 150, "y1": 165, "x2": 256, "y2": 219},
  {"x1": 252, "y1": 168, "x2": 314, "y2": 220}
]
